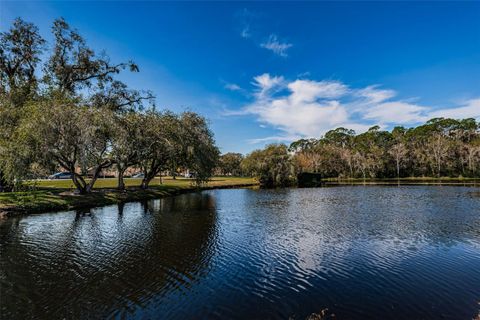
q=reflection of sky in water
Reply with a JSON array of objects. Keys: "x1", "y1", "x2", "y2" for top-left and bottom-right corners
[{"x1": 1, "y1": 186, "x2": 479, "y2": 319}]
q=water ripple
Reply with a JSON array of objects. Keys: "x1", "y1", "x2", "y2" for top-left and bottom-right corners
[{"x1": 1, "y1": 187, "x2": 479, "y2": 319}]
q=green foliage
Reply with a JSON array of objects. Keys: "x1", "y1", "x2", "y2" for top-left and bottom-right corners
[
  {"x1": 179, "y1": 112, "x2": 220, "y2": 185},
  {"x1": 218, "y1": 152, "x2": 244, "y2": 176},
  {"x1": 241, "y1": 144, "x2": 294, "y2": 187},
  {"x1": 43, "y1": 18, "x2": 138, "y2": 95},
  {"x1": 0, "y1": 18, "x2": 219, "y2": 193},
  {"x1": 0, "y1": 18, "x2": 45, "y2": 107},
  {"x1": 291, "y1": 118, "x2": 480, "y2": 179}
]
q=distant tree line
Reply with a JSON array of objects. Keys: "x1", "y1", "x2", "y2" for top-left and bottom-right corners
[
  {"x1": 240, "y1": 119, "x2": 480, "y2": 187},
  {"x1": 216, "y1": 152, "x2": 244, "y2": 176},
  {"x1": 240, "y1": 144, "x2": 294, "y2": 187},
  {"x1": 0, "y1": 18, "x2": 219, "y2": 193}
]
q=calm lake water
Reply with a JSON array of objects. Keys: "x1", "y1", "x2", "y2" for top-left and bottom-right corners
[{"x1": 1, "y1": 186, "x2": 480, "y2": 319}]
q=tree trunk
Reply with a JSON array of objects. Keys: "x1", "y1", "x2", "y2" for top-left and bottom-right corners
[
  {"x1": 171, "y1": 161, "x2": 177, "y2": 180},
  {"x1": 85, "y1": 161, "x2": 113, "y2": 193},
  {"x1": 141, "y1": 176, "x2": 153, "y2": 189},
  {"x1": 140, "y1": 169, "x2": 157, "y2": 189},
  {"x1": 468, "y1": 153, "x2": 473, "y2": 173},
  {"x1": 86, "y1": 167, "x2": 102, "y2": 193},
  {"x1": 72, "y1": 173, "x2": 87, "y2": 194},
  {"x1": 117, "y1": 167, "x2": 126, "y2": 190},
  {"x1": 396, "y1": 158, "x2": 400, "y2": 178}
]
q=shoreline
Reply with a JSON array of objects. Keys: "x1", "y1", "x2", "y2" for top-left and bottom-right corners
[
  {"x1": 322, "y1": 178, "x2": 480, "y2": 186},
  {"x1": 0, "y1": 178, "x2": 259, "y2": 218},
  {"x1": 2, "y1": 177, "x2": 479, "y2": 218}
]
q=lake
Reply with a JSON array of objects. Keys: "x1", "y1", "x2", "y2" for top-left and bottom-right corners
[{"x1": 1, "y1": 186, "x2": 479, "y2": 319}]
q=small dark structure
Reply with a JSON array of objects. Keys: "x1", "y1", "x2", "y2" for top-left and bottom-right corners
[{"x1": 297, "y1": 172, "x2": 324, "y2": 187}]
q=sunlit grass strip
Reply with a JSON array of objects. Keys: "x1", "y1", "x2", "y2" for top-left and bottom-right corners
[{"x1": 30, "y1": 176, "x2": 255, "y2": 189}]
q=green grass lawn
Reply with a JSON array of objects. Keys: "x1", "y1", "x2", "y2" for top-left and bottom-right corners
[
  {"x1": 31, "y1": 176, "x2": 256, "y2": 189},
  {"x1": 0, "y1": 176, "x2": 258, "y2": 215}
]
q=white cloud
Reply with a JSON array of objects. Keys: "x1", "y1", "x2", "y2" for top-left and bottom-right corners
[
  {"x1": 252, "y1": 73, "x2": 284, "y2": 98},
  {"x1": 247, "y1": 135, "x2": 301, "y2": 144},
  {"x1": 236, "y1": 8, "x2": 255, "y2": 39},
  {"x1": 297, "y1": 71, "x2": 311, "y2": 78},
  {"x1": 224, "y1": 83, "x2": 242, "y2": 91},
  {"x1": 240, "y1": 25, "x2": 251, "y2": 39},
  {"x1": 363, "y1": 101, "x2": 429, "y2": 124},
  {"x1": 260, "y1": 34, "x2": 293, "y2": 57},
  {"x1": 288, "y1": 79, "x2": 348, "y2": 103},
  {"x1": 429, "y1": 98, "x2": 480, "y2": 119},
  {"x1": 232, "y1": 73, "x2": 480, "y2": 144},
  {"x1": 235, "y1": 10, "x2": 293, "y2": 58},
  {"x1": 245, "y1": 76, "x2": 351, "y2": 137},
  {"x1": 356, "y1": 85, "x2": 396, "y2": 103}
]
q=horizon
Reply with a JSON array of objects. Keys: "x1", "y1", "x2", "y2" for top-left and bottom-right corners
[{"x1": 1, "y1": 1, "x2": 479, "y2": 154}]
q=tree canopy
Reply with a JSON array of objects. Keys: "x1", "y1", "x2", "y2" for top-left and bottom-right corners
[
  {"x1": 290, "y1": 119, "x2": 480, "y2": 179},
  {"x1": 242, "y1": 118, "x2": 480, "y2": 187},
  {"x1": 0, "y1": 18, "x2": 219, "y2": 193}
]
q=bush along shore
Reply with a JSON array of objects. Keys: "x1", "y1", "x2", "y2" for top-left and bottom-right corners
[{"x1": 0, "y1": 177, "x2": 258, "y2": 217}]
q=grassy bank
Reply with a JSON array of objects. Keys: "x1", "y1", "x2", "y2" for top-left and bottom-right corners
[{"x1": 0, "y1": 177, "x2": 258, "y2": 216}]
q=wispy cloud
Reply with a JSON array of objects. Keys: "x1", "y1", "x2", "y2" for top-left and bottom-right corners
[
  {"x1": 260, "y1": 34, "x2": 293, "y2": 57},
  {"x1": 297, "y1": 71, "x2": 311, "y2": 79},
  {"x1": 429, "y1": 98, "x2": 480, "y2": 119},
  {"x1": 229, "y1": 73, "x2": 480, "y2": 144},
  {"x1": 247, "y1": 135, "x2": 301, "y2": 145},
  {"x1": 235, "y1": 10, "x2": 293, "y2": 58},
  {"x1": 240, "y1": 25, "x2": 251, "y2": 39},
  {"x1": 224, "y1": 82, "x2": 242, "y2": 91},
  {"x1": 236, "y1": 8, "x2": 255, "y2": 39},
  {"x1": 356, "y1": 85, "x2": 396, "y2": 103},
  {"x1": 252, "y1": 73, "x2": 284, "y2": 98},
  {"x1": 362, "y1": 101, "x2": 429, "y2": 124}
]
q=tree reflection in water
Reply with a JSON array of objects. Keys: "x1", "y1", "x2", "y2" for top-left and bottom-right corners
[{"x1": 0, "y1": 192, "x2": 218, "y2": 319}]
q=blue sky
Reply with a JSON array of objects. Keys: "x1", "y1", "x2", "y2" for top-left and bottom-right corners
[{"x1": 1, "y1": 1, "x2": 479, "y2": 154}]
